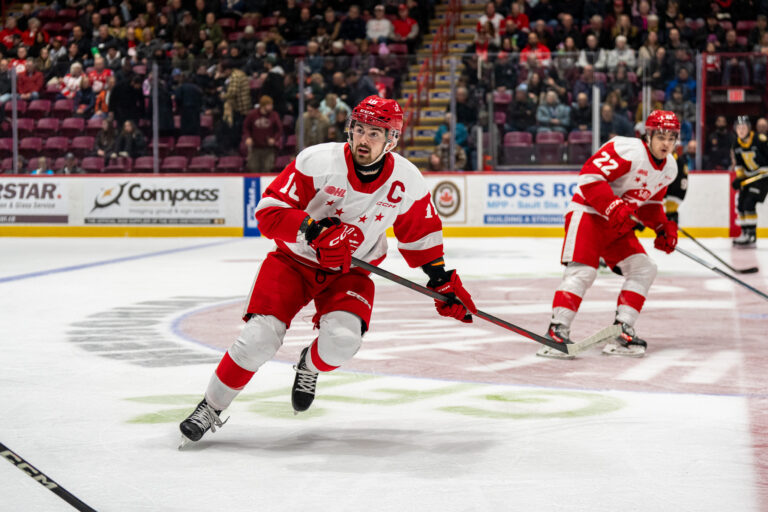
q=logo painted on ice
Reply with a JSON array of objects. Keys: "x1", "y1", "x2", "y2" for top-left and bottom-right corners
[{"x1": 432, "y1": 180, "x2": 461, "y2": 218}]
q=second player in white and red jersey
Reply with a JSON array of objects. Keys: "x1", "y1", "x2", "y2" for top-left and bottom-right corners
[{"x1": 538, "y1": 110, "x2": 681, "y2": 360}]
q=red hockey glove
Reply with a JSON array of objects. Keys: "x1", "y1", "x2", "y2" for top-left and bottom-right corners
[
  {"x1": 654, "y1": 220, "x2": 678, "y2": 254},
  {"x1": 306, "y1": 217, "x2": 363, "y2": 272},
  {"x1": 605, "y1": 198, "x2": 637, "y2": 235},
  {"x1": 427, "y1": 270, "x2": 477, "y2": 323}
]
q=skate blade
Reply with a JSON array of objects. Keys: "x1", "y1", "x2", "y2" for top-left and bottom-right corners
[
  {"x1": 536, "y1": 347, "x2": 575, "y2": 360},
  {"x1": 601, "y1": 343, "x2": 646, "y2": 358},
  {"x1": 178, "y1": 435, "x2": 194, "y2": 451}
]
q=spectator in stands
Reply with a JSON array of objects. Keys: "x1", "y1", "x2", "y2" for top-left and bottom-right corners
[
  {"x1": 110, "y1": 120, "x2": 146, "y2": 160},
  {"x1": 175, "y1": 75, "x2": 204, "y2": 136},
  {"x1": 521, "y1": 32, "x2": 552, "y2": 68},
  {"x1": 598, "y1": 103, "x2": 633, "y2": 143},
  {"x1": 494, "y1": 51, "x2": 517, "y2": 91},
  {"x1": 455, "y1": 86, "x2": 478, "y2": 127},
  {"x1": 664, "y1": 85, "x2": 694, "y2": 142},
  {"x1": 110, "y1": 75, "x2": 144, "y2": 127},
  {"x1": 752, "y1": 31, "x2": 768, "y2": 86},
  {"x1": 665, "y1": 66, "x2": 695, "y2": 103},
  {"x1": 583, "y1": 0, "x2": 607, "y2": 23},
  {"x1": 59, "y1": 61, "x2": 84, "y2": 99},
  {"x1": 749, "y1": 14, "x2": 767, "y2": 48},
  {"x1": 259, "y1": 57, "x2": 288, "y2": 115},
  {"x1": 10, "y1": 46, "x2": 29, "y2": 74},
  {"x1": 637, "y1": 30, "x2": 660, "y2": 75},
  {"x1": 572, "y1": 64, "x2": 606, "y2": 102},
  {"x1": 294, "y1": 6, "x2": 317, "y2": 44},
  {"x1": 608, "y1": 64, "x2": 636, "y2": 112},
  {"x1": 93, "y1": 24, "x2": 116, "y2": 56},
  {"x1": 319, "y1": 92, "x2": 351, "y2": 125},
  {"x1": 526, "y1": 70, "x2": 545, "y2": 101},
  {"x1": 0, "y1": 59, "x2": 9, "y2": 109},
  {"x1": 570, "y1": 91, "x2": 592, "y2": 132},
  {"x1": 720, "y1": 29, "x2": 749, "y2": 85},
  {"x1": 48, "y1": 35, "x2": 66, "y2": 65},
  {"x1": 202, "y1": 12, "x2": 223, "y2": 48},
  {"x1": 88, "y1": 55, "x2": 112, "y2": 93},
  {"x1": 604, "y1": 89, "x2": 627, "y2": 120},
  {"x1": 74, "y1": 76, "x2": 95, "y2": 117},
  {"x1": 477, "y1": 2, "x2": 504, "y2": 46},
  {"x1": 607, "y1": 35, "x2": 636, "y2": 72},
  {"x1": 753, "y1": 117, "x2": 768, "y2": 138},
  {"x1": 531, "y1": 20, "x2": 554, "y2": 50},
  {"x1": 328, "y1": 39, "x2": 350, "y2": 73},
  {"x1": 345, "y1": 69, "x2": 378, "y2": 108},
  {"x1": 21, "y1": 17, "x2": 48, "y2": 49},
  {"x1": 35, "y1": 46, "x2": 53, "y2": 80},
  {"x1": 242, "y1": 94, "x2": 282, "y2": 172},
  {"x1": 108, "y1": 15, "x2": 127, "y2": 42},
  {"x1": 171, "y1": 42, "x2": 195, "y2": 74},
  {"x1": 473, "y1": 21, "x2": 499, "y2": 62},
  {"x1": 577, "y1": 34, "x2": 608, "y2": 71},
  {"x1": 93, "y1": 75, "x2": 114, "y2": 119},
  {"x1": 555, "y1": 36, "x2": 580, "y2": 76},
  {"x1": 174, "y1": 11, "x2": 199, "y2": 49},
  {"x1": 611, "y1": 13, "x2": 639, "y2": 48},
  {"x1": 0, "y1": 17, "x2": 21, "y2": 50},
  {"x1": 220, "y1": 60, "x2": 250, "y2": 119},
  {"x1": 350, "y1": 39, "x2": 377, "y2": 72},
  {"x1": 585, "y1": 15, "x2": 612, "y2": 50},
  {"x1": 31, "y1": 157, "x2": 54, "y2": 175},
  {"x1": 320, "y1": 7, "x2": 341, "y2": 42},
  {"x1": 59, "y1": 152, "x2": 85, "y2": 174},
  {"x1": 303, "y1": 40, "x2": 324, "y2": 75},
  {"x1": 431, "y1": 131, "x2": 468, "y2": 171},
  {"x1": 536, "y1": 90, "x2": 570, "y2": 135},
  {"x1": 297, "y1": 98, "x2": 330, "y2": 148},
  {"x1": 339, "y1": 5, "x2": 366, "y2": 46},
  {"x1": 434, "y1": 113, "x2": 468, "y2": 152},
  {"x1": 504, "y1": 2, "x2": 529, "y2": 31},
  {"x1": 705, "y1": 115, "x2": 733, "y2": 169},
  {"x1": 555, "y1": 13, "x2": 581, "y2": 48},
  {"x1": 366, "y1": 5, "x2": 392, "y2": 45},
  {"x1": 16, "y1": 60, "x2": 42, "y2": 101},
  {"x1": 391, "y1": 3, "x2": 419, "y2": 54},
  {"x1": 649, "y1": 46, "x2": 674, "y2": 90}
]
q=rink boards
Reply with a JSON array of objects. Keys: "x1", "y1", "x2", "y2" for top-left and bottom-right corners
[{"x1": 0, "y1": 171, "x2": 760, "y2": 237}]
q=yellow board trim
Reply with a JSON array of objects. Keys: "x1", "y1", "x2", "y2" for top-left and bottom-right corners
[
  {"x1": 0, "y1": 226, "x2": 243, "y2": 237},
  {"x1": 386, "y1": 226, "x2": 738, "y2": 238}
]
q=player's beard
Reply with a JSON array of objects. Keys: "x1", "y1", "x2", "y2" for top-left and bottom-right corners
[{"x1": 354, "y1": 142, "x2": 381, "y2": 166}]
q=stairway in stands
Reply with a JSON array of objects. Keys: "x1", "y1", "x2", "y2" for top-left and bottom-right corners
[{"x1": 399, "y1": 0, "x2": 485, "y2": 169}]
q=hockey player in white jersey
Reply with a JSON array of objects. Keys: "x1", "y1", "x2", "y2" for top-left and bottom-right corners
[
  {"x1": 537, "y1": 110, "x2": 680, "y2": 360},
  {"x1": 179, "y1": 96, "x2": 477, "y2": 446}
]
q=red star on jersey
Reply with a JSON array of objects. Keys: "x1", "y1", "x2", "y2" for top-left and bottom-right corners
[
  {"x1": 375, "y1": 213, "x2": 384, "y2": 221},
  {"x1": 326, "y1": 200, "x2": 335, "y2": 206},
  {"x1": 642, "y1": 182, "x2": 648, "y2": 188},
  {"x1": 335, "y1": 208, "x2": 344, "y2": 216},
  {"x1": 634, "y1": 176, "x2": 642, "y2": 182},
  {"x1": 358, "y1": 215, "x2": 367, "y2": 223}
]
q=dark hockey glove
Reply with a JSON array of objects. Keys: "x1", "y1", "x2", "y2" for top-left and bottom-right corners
[
  {"x1": 305, "y1": 217, "x2": 363, "y2": 272},
  {"x1": 426, "y1": 270, "x2": 477, "y2": 323},
  {"x1": 654, "y1": 220, "x2": 678, "y2": 254},
  {"x1": 731, "y1": 176, "x2": 746, "y2": 190},
  {"x1": 605, "y1": 198, "x2": 637, "y2": 235}
]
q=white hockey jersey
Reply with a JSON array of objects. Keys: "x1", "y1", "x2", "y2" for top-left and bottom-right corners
[
  {"x1": 255, "y1": 142, "x2": 444, "y2": 269},
  {"x1": 570, "y1": 136, "x2": 677, "y2": 228}
]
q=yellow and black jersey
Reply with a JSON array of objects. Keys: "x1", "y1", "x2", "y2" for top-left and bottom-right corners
[{"x1": 732, "y1": 131, "x2": 768, "y2": 178}]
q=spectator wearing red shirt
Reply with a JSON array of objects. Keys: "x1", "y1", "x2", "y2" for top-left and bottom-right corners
[
  {"x1": 21, "y1": 18, "x2": 49, "y2": 47},
  {"x1": 503, "y1": 3, "x2": 529, "y2": 32},
  {"x1": 17, "y1": 60, "x2": 43, "y2": 101},
  {"x1": 520, "y1": 32, "x2": 551, "y2": 68},
  {"x1": 242, "y1": 95, "x2": 283, "y2": 173},
  {"x1": 0, "y1": 17, "x2": 21, "y2": 50},
  {"x1": 391, "y1": 4, "x2": 419, "y2": 54},
  {"x1": 10, "y1": 46, "x2": 30, "y2": 74},
  {"x1": 88, "y1": 55, "x2": 113, "y2": 94},
  {"x1": 476, "y1": 1, "x2": 504, "y2": 47}
]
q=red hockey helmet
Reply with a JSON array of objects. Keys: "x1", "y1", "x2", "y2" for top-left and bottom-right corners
[
  {"x1": 349, "y1": 96, "x2": 404, "y2": 138},
  {"x1": 645, "y1": 110, "x2": 680, "y2": 135}
]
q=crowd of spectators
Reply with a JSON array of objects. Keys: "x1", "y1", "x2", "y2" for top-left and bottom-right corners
[
  {"x1": 430, "y1": 0, "x2": 768, "y2": 170},
  {"x1": 0, "y1": 0, "x2": 428, "y2": 173}
]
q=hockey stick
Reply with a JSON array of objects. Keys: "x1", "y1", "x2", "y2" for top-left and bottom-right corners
[
  {"x1": 352, "y1": 257, "x2": 576, "y2": 354},
  {"x1": 631, "y1": 216, "x2": 768, "y2": 302},
  {"x1": 678, "y1": 227, "x2": 759, "y2": 274},
  {"x1": 0, "y1": 441, "x2": 97, "y2": 512},
  {"x1": 740, "y1": 171, "x2": 768, "y2": 187}
]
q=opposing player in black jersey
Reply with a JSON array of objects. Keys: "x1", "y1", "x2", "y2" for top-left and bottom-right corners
[{"x1": 731, "y1": 116, "x2": 768, "y2": 247}]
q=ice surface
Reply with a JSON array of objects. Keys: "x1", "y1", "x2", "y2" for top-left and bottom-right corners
[{"x1": 1, "y1": 236, "x2": 767, "y2": 511}]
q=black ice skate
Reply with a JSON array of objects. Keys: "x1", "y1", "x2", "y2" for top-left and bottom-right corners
[
  {"x1": 292, "y1": 347, "x2": 319, "y2": 414},
  {"x1": 179, "y1": 398, "x2": 227, "y2": 449},
  {"x1": 602, "y1": 321, "x2": 647, "y2": 357},
  {"x1": 536, "y1": 323, "x2": 576, "y2": 360},
  {"x1": 733, "y1": 227, "x2": 757, "y2": 248}
]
